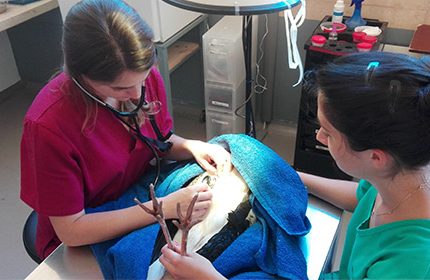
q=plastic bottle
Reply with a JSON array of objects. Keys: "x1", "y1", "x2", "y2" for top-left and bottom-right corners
[{"x1": 332, "y1": 0, "x2": 345, "y2": 23}]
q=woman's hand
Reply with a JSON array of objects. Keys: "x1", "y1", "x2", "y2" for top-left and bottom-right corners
[
  {"x1": 166, "y1": 135, "x2": 232, "y2": 175},
  {"x1": 160, "y1": 244, "x2": 226, "y2": 280},
  {"x1": 162, "y1": 183, "x2": 213, "y2": 220},
  {"x1": 186, "y1": 140, "x2": 232, "y2": 175}
]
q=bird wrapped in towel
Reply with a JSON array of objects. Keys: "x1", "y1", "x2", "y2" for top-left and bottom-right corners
[
  {"x1": 87, "y1": 134, "x2": 311, "y2": 280},
  {"x1": 146, "y1": 167, "x2": 254, "y2": 280}
]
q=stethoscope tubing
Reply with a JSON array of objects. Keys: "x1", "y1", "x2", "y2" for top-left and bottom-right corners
[
  {"x1": 72, "y1": 77, "x2": 147, "y2": 117},
  {"x1": 120, "y1": 116, "x2": 162, "y2": 187},
  {"x1": 71, "y1": 76, "x2": 169, "y2": 187}
]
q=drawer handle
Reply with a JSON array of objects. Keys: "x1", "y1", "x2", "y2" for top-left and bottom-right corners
[
  {"x1": 211, "y1": 101, "x2": 230, "y2": 108},
  {"x1": 209, "y1": 42, "x2": 226, "y2": 47},
  {"x1": 211, "y1": 119, "x2": 229, "y2": 125},
  {"x1": 209, "y1": 50, "x2": 227, "y2": 55}
]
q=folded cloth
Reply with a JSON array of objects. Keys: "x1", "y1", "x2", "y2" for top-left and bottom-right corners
[{"x1": 88, "y1": 134, "x2": 311, "y2": 279}]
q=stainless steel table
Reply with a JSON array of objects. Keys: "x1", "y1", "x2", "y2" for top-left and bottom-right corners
[{"x1": 25, "y1": 195, "x2": 341, "y2": 280}]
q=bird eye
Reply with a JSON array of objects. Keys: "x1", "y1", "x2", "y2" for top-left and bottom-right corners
[{"x1": 202, "y1": 175, "x2": 217, "y2": 188}]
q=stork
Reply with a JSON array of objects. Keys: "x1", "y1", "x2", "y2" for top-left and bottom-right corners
[{"x1": 137, "y1": 167, "x2": 253, "y2": 280}]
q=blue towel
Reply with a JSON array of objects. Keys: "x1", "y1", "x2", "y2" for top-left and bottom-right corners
[{"x1": 88, "y1": 134, "x2": 311, "y2": 279}]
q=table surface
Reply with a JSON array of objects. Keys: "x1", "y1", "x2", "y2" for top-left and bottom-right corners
[
  {"x1": 25, "y1": 195, "x2": 341, "y2": 280},
  {"x1": 383, "y1": 44, "x2": 424, "y2": 58},
  {"x1": 161, "y1": 0, "x2": 301, "y2": 16},
  {"x1": 0, "y1": 0, "x2": 58, "y2": 32}
]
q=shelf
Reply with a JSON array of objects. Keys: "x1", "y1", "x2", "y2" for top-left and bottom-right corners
[
  {"x1": 167, "y1": 40, "x2": 199, "y2": 73},
  {"x1": 0, "y1": 0, "x2": 58, "y2": 32},
  {"x1": 154, "y1": 15, "x2": 207, "y2": 119}
]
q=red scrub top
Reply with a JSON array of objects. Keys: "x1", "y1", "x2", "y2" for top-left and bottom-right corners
[{"x1": 20, "y1": 68, "x2": 173, "y2": 259}]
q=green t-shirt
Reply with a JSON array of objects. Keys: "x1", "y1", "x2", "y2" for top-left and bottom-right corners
[{"x1": 321, "y1": 180, "x2": 430, "y2": 279}]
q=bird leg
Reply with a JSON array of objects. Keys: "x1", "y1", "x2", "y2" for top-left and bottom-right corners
[
  {"x1": 134, "y1": 184, "x2": 174, "y2": 249},
  {"x1": 172, "y1": 194, "x2": 201, "y2": 256}
]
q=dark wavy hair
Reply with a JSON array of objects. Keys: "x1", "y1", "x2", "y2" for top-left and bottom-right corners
[
  {"x1": 306, "y1": 52, "x2": 430, "y2": 171},
  {"x1": 62, "y1": 0, "x2": 156, "y2": 82}
]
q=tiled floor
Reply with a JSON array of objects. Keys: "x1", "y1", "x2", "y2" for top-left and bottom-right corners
[
  {"x1": 0, "y1": 82, "x2": 41, "y2": 279},
  {"x1": 0, "y1": 82, "x2": 298, "y2": 279}
]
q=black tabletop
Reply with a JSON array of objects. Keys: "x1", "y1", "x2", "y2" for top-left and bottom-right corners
[{"x1": 161, "y1": 0, "x2": 301, "y2": 15}]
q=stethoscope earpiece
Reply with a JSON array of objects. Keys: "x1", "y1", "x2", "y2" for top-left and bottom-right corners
[{"x1": 142, "y1": 102, "x2": 151, "y2": 112}]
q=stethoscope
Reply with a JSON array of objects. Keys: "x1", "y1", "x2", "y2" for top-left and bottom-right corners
[{"x1": 72, "y1": 77, "x2": 172, "y2": 187}]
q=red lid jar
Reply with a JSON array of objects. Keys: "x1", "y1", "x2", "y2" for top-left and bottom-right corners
[
  {"x1": 311, "y1": 35, "x2": 327, "y2": 47},
  {"x1": 352, "y1": 31, "x2": 366, "y2": 43},
  {"x1": 356, "y1": 42, "x2": 373, "y2": 52},
  {"x1": 362, "y1": 35, "x2": 377, "y2": 45}
]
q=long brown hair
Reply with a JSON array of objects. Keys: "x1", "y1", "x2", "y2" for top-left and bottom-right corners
[{"x1": 62, "y1": 0, "x2": 156, "y2": 131}]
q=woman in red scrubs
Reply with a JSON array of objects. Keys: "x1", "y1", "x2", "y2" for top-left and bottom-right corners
[{"x1": 20, "y1": 0, "x2": 231, "y2": 260}]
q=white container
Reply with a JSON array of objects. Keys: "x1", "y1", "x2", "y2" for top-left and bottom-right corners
[
  {"x1": 205, "y1": 80, "x2": 245, "y2": 113},
  {"x1": 57, "y1": 0, "x2": 201, "y2": 42},
  {"x1": 206, "y1": 109, "x2": 245, "y2": 140},
  {"x1": 203, "y1": 16, "x2": 245, "y2": 88},
  {"x1": 354, "y1": 26, "x2": 382, "y2": 37},
  {"x1": 331, "y1": 0, "x2": 344, "y2": 24}
]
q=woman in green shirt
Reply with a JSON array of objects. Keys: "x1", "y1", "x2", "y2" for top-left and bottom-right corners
[
  {"x1": 299, "y1": 52, "x2": 430, "y2": 279},
  {"x1": 160, "y1": 52, "x2": 430, "y2": 279}
]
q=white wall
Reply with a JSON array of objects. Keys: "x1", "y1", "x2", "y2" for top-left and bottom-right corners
[
  {"x1": 305, "y1": 0, "x2": 430, "y2": 30},
  {"x1": 57, "y1": 0, "x2": 201, "y2": 42},
  {"x1": 0, "y1": 31, "x2": 20, "y2": 92}
]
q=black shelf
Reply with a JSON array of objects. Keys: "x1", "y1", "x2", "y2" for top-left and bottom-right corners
[
  {"x1": 293, "y1": 16, "x2": 388, "y2": 180},
  {"x1": 305, "y1": 15, "x2": 388, "y2": 56}
]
